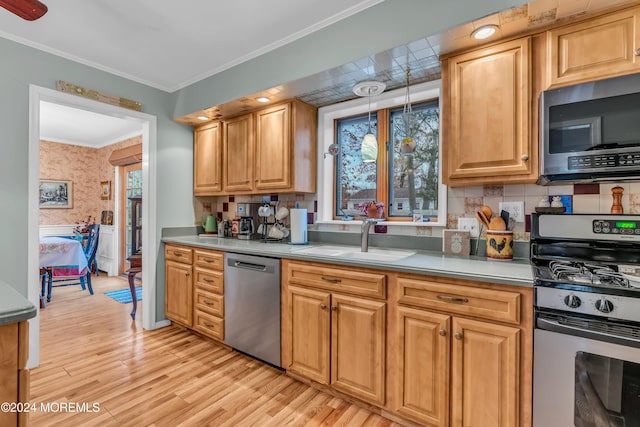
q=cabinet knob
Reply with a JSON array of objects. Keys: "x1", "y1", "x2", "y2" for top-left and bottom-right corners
[
  {"x1": 330, "y1": 305, "x2": 337, "y2": 311},
  {"x1": 454, "y1": 332, "x2": 463, "y2": 340},
  {"x1": 521, "y1": 154, "x2": 529, "y2": 161},
  {"x1": 439, "y1": 329, "x2": 447, "y2": 337},
  {"x1": 636, "y1": 48, "x2": 640, "y2": 56},
  {"x1": 320, "y1": 303, "x2": 327, "y2": 310}
]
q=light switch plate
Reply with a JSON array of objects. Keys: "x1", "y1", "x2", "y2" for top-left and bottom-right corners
[
  {"x1": 457, "y1": 217, "x2": 480, "y2": 237},
  {"x1": 499, "y1": 201, "x2": 525, "y2": 222}
]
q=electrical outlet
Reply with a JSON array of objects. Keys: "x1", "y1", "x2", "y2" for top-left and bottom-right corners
[
  {"x1": 458, "y1": 217, "x2": 479, "y2": 238},
  {"x1": 499, "y1": 201, "x2": 525, "y2": 222}
]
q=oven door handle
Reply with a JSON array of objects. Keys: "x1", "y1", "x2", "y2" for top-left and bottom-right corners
[{"x1": 537, "y1": 317, "x2": 640, "y2": 348}]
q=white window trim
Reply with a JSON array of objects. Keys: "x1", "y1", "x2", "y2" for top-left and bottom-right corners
[{"x1": 316, "y1": 80, "x2": 447, "y2": 227}]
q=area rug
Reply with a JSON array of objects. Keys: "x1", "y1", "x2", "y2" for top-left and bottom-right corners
[{"x1": 104, "y1": 287, "x2": 142, "y2": 304}]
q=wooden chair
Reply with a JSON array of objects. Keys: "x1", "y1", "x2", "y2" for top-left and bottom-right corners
[{"x1": 46, "y1": 225, "x2": 100, "y2": 301}]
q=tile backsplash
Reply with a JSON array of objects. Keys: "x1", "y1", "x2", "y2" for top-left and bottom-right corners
[{"x1": 194, "y1": 182, "x2": 640, "y2": 242}]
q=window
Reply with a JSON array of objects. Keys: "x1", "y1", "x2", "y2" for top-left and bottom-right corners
[{"x1": 320, "y1": 81, "x2": 445, "y2": 225}]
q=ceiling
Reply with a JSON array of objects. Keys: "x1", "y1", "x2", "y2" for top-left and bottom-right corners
[{"x1": 13, "y1": 0, "x2": 638, "y2": 143}]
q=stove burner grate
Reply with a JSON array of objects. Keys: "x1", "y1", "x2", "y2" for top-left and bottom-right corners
[{"x1": 548, "y1": 260, "x2": 630, "y2": 289}]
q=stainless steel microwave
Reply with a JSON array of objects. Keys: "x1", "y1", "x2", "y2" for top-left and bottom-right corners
[{"x1": 539, "y1": 72, "x2": 640, "y2": 185}]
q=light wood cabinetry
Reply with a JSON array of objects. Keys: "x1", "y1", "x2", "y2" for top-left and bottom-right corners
[
  {"x1": 442, "y1": 37, "x2": 536, "y2": 186},
  {"x1": 282, "y1": 260, "x2": 386, "y2": 406},
  {"x1": 192, "y1": 248, "x2": 225, "y2": 342},
  {"x1": 548, "y1": 6, "x2": 640, "y2": 88},
  {"x1": 193, "y1": 121, "x2": 223, "y2": 195},
  {"x1": 393, "y1": 275, "x2": 532, "y2": 427},
  {"x1": 193, "y1": 99, "x2": 316, "y2": 196},
  {"x1": 223, "y1": 113, "x2": 254, "y2": 193},
  {"x1": 165, "y1": 244, "x2": 193, "y2": 327},
  {"x1": 0, "y1": 321, "x2": 29, "y2": 427}
]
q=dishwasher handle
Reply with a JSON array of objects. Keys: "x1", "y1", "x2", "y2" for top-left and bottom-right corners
[{"x1": 231, "y1": 260, "x2": 267, "y2": 272}]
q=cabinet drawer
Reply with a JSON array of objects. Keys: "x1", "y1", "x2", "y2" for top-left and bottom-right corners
[
  {"x1": 287, "y1": 262, "x2": 385, "y2": 299},
  {"x1": 193, "y1": 310, "x2": 224, "y2": 341},
  {"x1": 195, "y1": 249, "x2": 224, "y2": 270},
  {"x1": 195, "y1": 288, "x2": 224, "y2": 317},
  {"x1": 398, "y1": 277, "x2": 521, "y2": 325},
  {"x1": 195, "y1": 268, "x2": 224, "y2": 294},
  {"x1": 165, "y1": 245, "x2": 193, "y2": 264}
]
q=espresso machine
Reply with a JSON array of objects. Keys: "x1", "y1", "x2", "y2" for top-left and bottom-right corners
[{"x1": 236, "y1": 203, "x2": 260, "y2": 240}]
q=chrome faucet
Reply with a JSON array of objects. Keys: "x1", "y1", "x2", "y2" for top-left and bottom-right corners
[{"x1": 361, "y1": 218, "x2": 380, "y2": 252}]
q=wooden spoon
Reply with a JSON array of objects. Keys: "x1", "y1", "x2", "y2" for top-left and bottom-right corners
[
  {"x1": 489, "y1": 216, "x2": 507, "y2": 231},
  {"x1": 476, "y1": 210, "x2": 490, "y2": 228}
]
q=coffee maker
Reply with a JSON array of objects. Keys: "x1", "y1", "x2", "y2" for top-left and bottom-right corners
[{"x1": 236, "y1": 203, "x2": 260, "y2": 240}]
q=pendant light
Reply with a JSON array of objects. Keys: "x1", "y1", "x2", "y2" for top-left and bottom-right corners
[{"x1": 353, "y1": 80, "x2": 386, "y2": 163}]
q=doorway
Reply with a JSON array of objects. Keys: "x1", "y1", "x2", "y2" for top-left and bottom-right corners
[
  {"x1": 28, "y1": 85, "x2": 160, "y2": 368},
  {"x1": 120, "y1": 163, "x2": 142, "y2": 274}
]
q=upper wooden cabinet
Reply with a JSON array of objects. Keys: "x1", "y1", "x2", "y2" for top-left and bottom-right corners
[
  {"x1": 223, "y1": 113, "x2": 255, "y2": 193},
  {"x1": 193, "y1": 121, "x2": 222, "y2": 195},
  {"x1": 193, "y1": 99, "x2": 317, "y2": 196},
  {"x1": 442, "y1": 37, "x2": 535, "y2": 187},
  {"x1": 548, "y1": 6, "x2": 640, "y2": 88}
]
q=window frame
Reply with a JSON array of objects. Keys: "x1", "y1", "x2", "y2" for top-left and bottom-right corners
[{"x1": 317, "y1": 80, "x2": 447, "y2": 227}]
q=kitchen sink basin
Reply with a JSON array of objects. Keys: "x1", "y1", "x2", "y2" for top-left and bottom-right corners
[{"x1": 293, "y1": 246, "x2": 415, "y2": 262}]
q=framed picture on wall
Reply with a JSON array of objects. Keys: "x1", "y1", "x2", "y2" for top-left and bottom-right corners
[
  {"x1": 100, "y1": 180, "x2": 111, "y2": 200},
  {"x1": 39, "y1": 180, "x2": 73, "y2": 208}
]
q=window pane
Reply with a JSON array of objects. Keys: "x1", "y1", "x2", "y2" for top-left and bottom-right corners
[
  {"x1": 388, "y1": 100, "x2": 440, "y2": 219},
  {"x1": 335, "y1": 114, "x2": 378, "y2": 217}
]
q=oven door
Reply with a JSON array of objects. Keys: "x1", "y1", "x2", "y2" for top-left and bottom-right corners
[{"x1": 534, "y1": 313, "x2": 640, "y2": 427}]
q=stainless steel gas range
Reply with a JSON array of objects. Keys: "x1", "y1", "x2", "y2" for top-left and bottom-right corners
[{"x1": 531, "y1": 213, "x2": 640, "y2": 427}]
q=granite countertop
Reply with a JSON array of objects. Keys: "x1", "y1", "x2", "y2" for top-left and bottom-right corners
[
  {"x1": 0, "y1": 281, "x2": 37, "y2": 326},
  {"x1": 162, "y1": 235, "x2": 534, "y2": 287}
]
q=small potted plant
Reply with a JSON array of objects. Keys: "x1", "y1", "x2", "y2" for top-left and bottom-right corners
[{"x1": 359, "y1": 201, "x2": 385, "y2": 219}]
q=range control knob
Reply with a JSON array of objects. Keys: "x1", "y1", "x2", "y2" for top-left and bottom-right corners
[
  {"x1": 595, "y1": 298, "x2": 614, "y2": 314},
  {"x1": 564, "y1": 294, "x2": 582, "y2": 309}
]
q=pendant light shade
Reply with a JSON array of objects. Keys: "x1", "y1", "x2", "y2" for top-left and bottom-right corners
[{"x1": 353, "y1": 80, "x2": 386, "y2": 163}]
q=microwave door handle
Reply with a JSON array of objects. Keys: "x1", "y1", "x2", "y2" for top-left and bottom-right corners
[{"x1": 537, "y1": 317, "x2": 640, "y2": 347}]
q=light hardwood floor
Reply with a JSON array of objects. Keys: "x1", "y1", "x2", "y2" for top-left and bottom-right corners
[{"x1": 30, "y1": 275, "x2": 404, "y2": 426}]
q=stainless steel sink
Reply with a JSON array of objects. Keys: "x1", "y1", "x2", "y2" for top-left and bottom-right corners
[{"x1": 293, "y1": 246, "x2": 415, "y2": 262}]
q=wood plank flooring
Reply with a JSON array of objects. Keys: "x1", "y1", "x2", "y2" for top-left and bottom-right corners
[{"x1": 30, "y1": 275, "x2": 405, "y2": 426}]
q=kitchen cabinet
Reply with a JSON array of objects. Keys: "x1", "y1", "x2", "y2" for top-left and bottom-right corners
[
  {"x1": 442, "y1": 37, "x2": 537, "y2": 186},
  {"x1": 193, "y1": 121, "x2": 223, "y2": 195},
  {"x1": 254, "y1": 100, "x2": 316, "y2": 193},
  {"x1": 0, "y1": 321, "x2": 29, "y2": 427},
  {"x1": 192, "y1": 248, "x2": 225, "y2": 342},
  {"x1": 547, "y1": 6, "x2": 640, "y2": 88},
  {"x1": 223, "y1": 113, "x2": 254, "y2": 193},
  {"x1": 394, "y1": 275, "x2": 531, "y2": 427},
  {"x1": 283, "y1": 260, "x2": 386, "y2": 405},
  {"x1": 164, "y1": 244, "x2": 193, "y2": 327}
]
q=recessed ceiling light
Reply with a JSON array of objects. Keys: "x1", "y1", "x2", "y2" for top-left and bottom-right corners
[
  {"x1": 196, "y1": 115, "x2": 208, "y2": 121},
  {"x1": 471, "y1": 24, "x2": 499, "y2": 40},
  {"x1": 256, "y1": 97, "x2": 270, "y2": 103}
]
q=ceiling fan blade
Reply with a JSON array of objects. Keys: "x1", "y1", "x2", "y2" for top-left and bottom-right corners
[{"x1": 0, "y1": 0, "x2": 47, "y2": 21}]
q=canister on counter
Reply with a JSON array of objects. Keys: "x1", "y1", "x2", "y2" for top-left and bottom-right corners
[
  {"x1": 486, "y1": 230, "x2": 513, "y2": 261},
  {"x1": 231, "y1": 219, "x2": 239, "y2": 237}
]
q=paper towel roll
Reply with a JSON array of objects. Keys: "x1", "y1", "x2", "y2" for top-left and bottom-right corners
[{"x1": 290, "y1": 208, "x2": 308, "y2": 244}]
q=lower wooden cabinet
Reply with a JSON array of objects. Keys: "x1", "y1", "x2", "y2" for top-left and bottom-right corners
[
  {"x1": 284, "y1": 261, "x2": 387, "y2": 406},
  {"x1": 0, "y1": 321, "x2": 29, "y2": 427},
  {"x1": 165, "y1": 259, "x2": 193, "y2": 327}
]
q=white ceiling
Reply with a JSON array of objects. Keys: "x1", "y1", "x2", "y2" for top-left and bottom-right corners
[{"x1": 0, "y1": 0, "x2": 382, "y2": 92}]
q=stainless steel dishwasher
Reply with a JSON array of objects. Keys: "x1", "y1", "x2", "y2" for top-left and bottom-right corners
[{"x1": 224, "y1": 253, "x2": 281, "y2": 367}]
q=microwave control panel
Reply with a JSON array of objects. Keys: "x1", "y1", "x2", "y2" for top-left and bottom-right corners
[{"x1": 568, "y1": 152, "x2": 640, "y2": 170}]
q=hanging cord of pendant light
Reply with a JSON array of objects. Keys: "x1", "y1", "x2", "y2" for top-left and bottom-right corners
[{"x1": 403, "y1": 67, "x2": 412, "y2": 117}]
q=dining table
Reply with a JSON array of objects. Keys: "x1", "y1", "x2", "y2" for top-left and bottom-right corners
[{"x1": 39, "y1": 236, "x2": 88, "y2": 302}]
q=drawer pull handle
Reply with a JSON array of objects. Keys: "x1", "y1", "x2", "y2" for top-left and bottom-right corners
[
  {"x1": 320, "y1": 303, "x2": 327, "y2": 310},
  {"x1": 203, "y1": 277, "x2": 214, "y2": 283},
  {"x1": 173, "y1": 252, "x2": 183, "y2": 257},
  {"x1": 437, "y1": 295, "x2": 469, "y2": 303},
  {"x1": 203, "y1": 258, "x2": 214, "y2": 263},
  {"x1": 455, "y1": 332, "x2": 463, "y2": 340},
  {"x1": 204, "y1": 322, "x2": 214, "y2": 328},
  {"x1": 203, "y1": 300, "x2": 214, "y2": 306},
  {"x1": 321, "y1": 276, "x2": 342, "y2": 284},
  {"x1": 439, "y1": 329, "x2": 447, "y2": 337}
]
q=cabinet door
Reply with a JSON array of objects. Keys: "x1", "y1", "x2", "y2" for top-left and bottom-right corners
[
  {"x1": 397, "y1": 306, "x2": 450, "y2": 427},
  {"x1": 444, "y1": 37, "x2": 532, "y2": 184},
  {"x1": 548, "y1": 7, "x2": 640, "y2": 87},
  {"x1": 255, "y1": 103, "x2": 291, "y2": 191},
  {"x1": 331, "y1": 294, "x2": 386, "y2": 405},
  {"x1": 193, "y1": 121, "x2": 223, "y2": 195},
  {"x1": 165, "y1": 260, "x2": 193, "y2": 327},
  {"x1": 223, "y1": 114, "x2": 254, "y2": 192},
  {"x1": 451, "y1": 317, "x2": 520, "y2": 427},
  {"x1": 288, "y1": 285, "x2": 330, "y2": 384}
]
